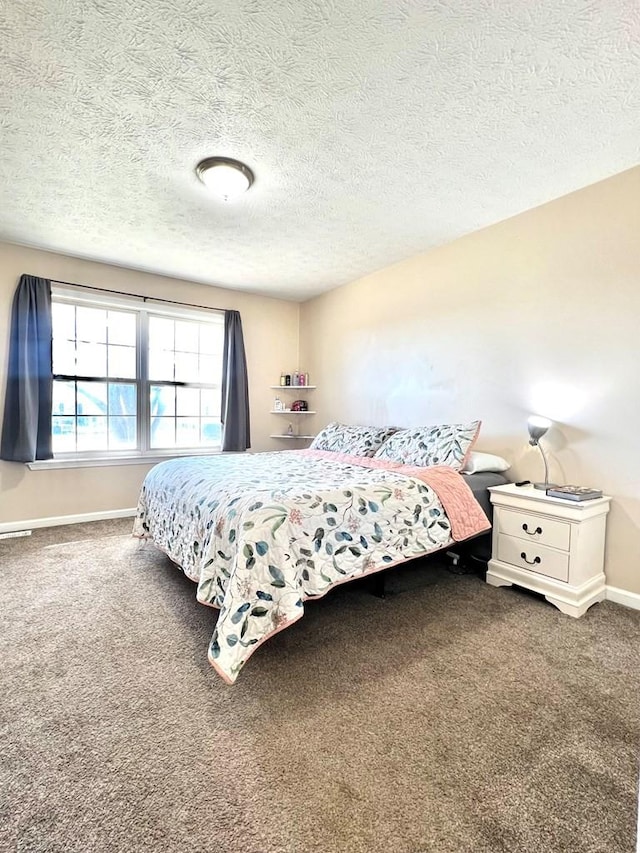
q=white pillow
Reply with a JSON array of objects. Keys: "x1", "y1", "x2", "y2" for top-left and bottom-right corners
[{"x1": 462, "y1": 451, "x2": 511, "y2": 474}]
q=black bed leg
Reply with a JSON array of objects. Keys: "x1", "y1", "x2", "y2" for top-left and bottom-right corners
[{"x1": 370, "y1": 572, "x2": 386, "y2": 599}]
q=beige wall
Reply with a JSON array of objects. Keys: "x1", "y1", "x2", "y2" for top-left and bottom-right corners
[
  {"x1": 0, "y1": 242, "x2": 300, "y2": 523},
  {"x1": 299, "y1": 166, "x2": 640, "y2": 596}
]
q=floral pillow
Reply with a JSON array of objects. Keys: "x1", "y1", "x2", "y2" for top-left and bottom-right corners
[
  {"x1": 310, "y1": 422, "x2": 398, "y2": 457},
  {"x1": 373, "y1": 420, "x2": 481, "y2": 471}
]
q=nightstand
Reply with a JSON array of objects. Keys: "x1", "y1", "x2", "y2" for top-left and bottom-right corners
[{"x1": 486, "y1": 483, "x2": 611, "y2": 617}]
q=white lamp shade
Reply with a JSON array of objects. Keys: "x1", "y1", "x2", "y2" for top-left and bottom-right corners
[
  {"x1": 527, "y1": 415, "x2": 551, "y2": 443},
  {"x1": 196, "y1": 158, "x2": 254, "y2": 201}
]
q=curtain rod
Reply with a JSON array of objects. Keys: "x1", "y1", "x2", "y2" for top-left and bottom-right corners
[{"x1": 49, "y1": 277, "x2": 225, "y2": 314}]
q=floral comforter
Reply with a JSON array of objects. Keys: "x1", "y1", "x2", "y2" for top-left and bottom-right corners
[{"x1": 133, "y1": 450, "x2": 490, "y2": 683}]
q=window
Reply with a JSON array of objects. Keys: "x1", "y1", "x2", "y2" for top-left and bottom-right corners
[{"x1": 51, "y1": 288, "x2": 224, "y2": 458}]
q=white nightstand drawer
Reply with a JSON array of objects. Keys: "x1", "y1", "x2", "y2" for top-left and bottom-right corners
[
  {"x1": 496, "y1": 534, "x2": 569, "y2": 582},
  {"x1": 499, "y1": 508, "x2": 570, "y2": 551}
]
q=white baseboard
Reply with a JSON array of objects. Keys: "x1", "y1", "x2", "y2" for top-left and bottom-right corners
[
  {"x1": 0, "y1": 508, "x2": 136, "y2": 534},
  {"x1": 3, "y1": 511, "x2": 639, "y2": 613},
  {"x1": 605, "y1": 585, "x2": 640, "y2": 611}
]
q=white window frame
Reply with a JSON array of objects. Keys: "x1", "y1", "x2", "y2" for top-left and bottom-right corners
[{"x1": 29, "y1": 286, "x2": 225, "y2": 470}]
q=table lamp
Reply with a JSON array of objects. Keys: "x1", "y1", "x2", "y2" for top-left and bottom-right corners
[{"x1": 527, "y1": 415, "x2": 556, "y2": 490}]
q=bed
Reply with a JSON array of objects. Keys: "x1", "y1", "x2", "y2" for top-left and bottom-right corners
[
  {"x1": 458, "y1": 470, "x2": 511, "y2": 561},
  {"x1": 133, "y1": 439, "x2": 494, "y2": 683}
]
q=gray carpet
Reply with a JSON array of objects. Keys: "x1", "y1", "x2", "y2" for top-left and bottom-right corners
[{"x1": 1, "y1": 519, "x2": 638, "y2": 853}]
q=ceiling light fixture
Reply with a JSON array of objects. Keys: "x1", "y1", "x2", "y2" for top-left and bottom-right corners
[{"x1": 195, "y1": 157, "x2": 254, "y2": 201}]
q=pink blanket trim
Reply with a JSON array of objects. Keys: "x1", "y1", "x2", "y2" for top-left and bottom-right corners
[{"x1": 300, "y1": 449, "x2": 491, "y2": 541}]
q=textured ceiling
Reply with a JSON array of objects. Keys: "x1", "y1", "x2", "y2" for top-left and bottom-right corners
[{"x1": 1, "y1": 1, "x2": 639, "y2": 301}]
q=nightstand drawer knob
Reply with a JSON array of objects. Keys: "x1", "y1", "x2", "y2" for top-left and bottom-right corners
[
  {"x1": 522, "y1": 523, "x2": 542, "y2": 535},
  {"x1": 520, "y1": 552, "x2": 541, "y2": 565}
]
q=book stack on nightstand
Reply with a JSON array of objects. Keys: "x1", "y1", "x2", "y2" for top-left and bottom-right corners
[
  {"x1": 486, "y1": 483, "x2": 611, "y2": 618},
  {"x1": 545, "y1": 484, "x2": 603, "y2": 501}
]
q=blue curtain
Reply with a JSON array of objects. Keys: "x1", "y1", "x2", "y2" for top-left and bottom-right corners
[
  {"x1": 0, "y1": 275, "x2": 53, "y2": 462},
  {"x1": 220, "y1": 310, "x2": 250, "y2": 452}
]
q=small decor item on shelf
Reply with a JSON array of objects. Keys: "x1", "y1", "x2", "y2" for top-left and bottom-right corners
[
  {"x1": 274, "y1": 396, "x2": 283, "y2": 412},
  {"x1": 298, "y1": 372, "x2": 306, "y2": 386},
  {"x1": 546, "y1": 485, "x2": 603, "y2": 501},
  {"x1": 287, "y1": 423, "x2": 294, "y2": 436},
  {"x1": 285, "y1": 374, "x2": 291, "y2": 386},
  {"x1": 292, "y1": 372, "x2": 300, "y2": 386},
  {"x1": 280, "y1": 373, "x2": 286, "y2": 387},
  {"x1": 291, "y1": 399, "x2": 307, "y2": 411}
]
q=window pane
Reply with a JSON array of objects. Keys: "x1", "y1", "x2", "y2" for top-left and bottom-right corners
[
  {"x1": 77, "y1": 381, "x2": 107, "y2": 416},
  {"x1": 76, "y1": 307, "x2": 107, "y2": 343},
  {"x1": 199, "y1": 323, "x2": 222, "y2": 355},
  {"x1": 174, "y1": 352, "x2": 199, "y2": 383},
  {"x1": 109, "y1": 383, "x2": 136, "y2": 417},
  {"x1": 176, "y1": 387, "x2": 200, "y2": 416},
  {"x1": 77, "y1": 416, "x2": 108, "y2": 451},
  {"x1": 201, "y1": 420, "x2": 221, "y2": 446},
  {"x1": 199, "y1": 355, "x2": 221, "y2": 383},
  {"x1": 108, "y1": 344, "x2": 136, "y2": 379},
  {"x1": 108, "y1": 311, "x2": 136, "y2": 346},
  {"x1": 176, "y1": 417, "x2": 199, "y2": 447},
  {"x1": 52, "y1": 416, "x2": 76, "y2": 452},
  {"x1": 149, "y1": 349, "x2": 175, "y2": 381},
  {"x1": 175, "y1": 320, "x2": 198, "y2": 353},
  {"x1": 201, "y1": 389, "x2": 220, "y2": 417},
  {"x1": 150, "y1": 417, "x2": 176, "y2": 449},
  {"x1": 149, "y1": 317, "x2": 174, "y2": 349},
  {"x1": 52, "y1": 380, "x2": 76, "y2": 415},
  {"x1": 53, "y1": 339, "x2": 76, "y2": 375},
  {"x1": 52, "y1": 303, "x2": 76, "y2": 340},
  {"x1": 76, "y1": 342, "x2": 107, "y2": 377},
  {"x1": 150, "y1": 385, "x2": 175, "y2": 417},
  {"x1": 109, "y1": 416, "x2": 137, "y2": 449}
]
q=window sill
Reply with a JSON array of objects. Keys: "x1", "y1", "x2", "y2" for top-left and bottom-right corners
[{"x1": 27, "y1": 449, "x2": 222, "y2": 471}]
